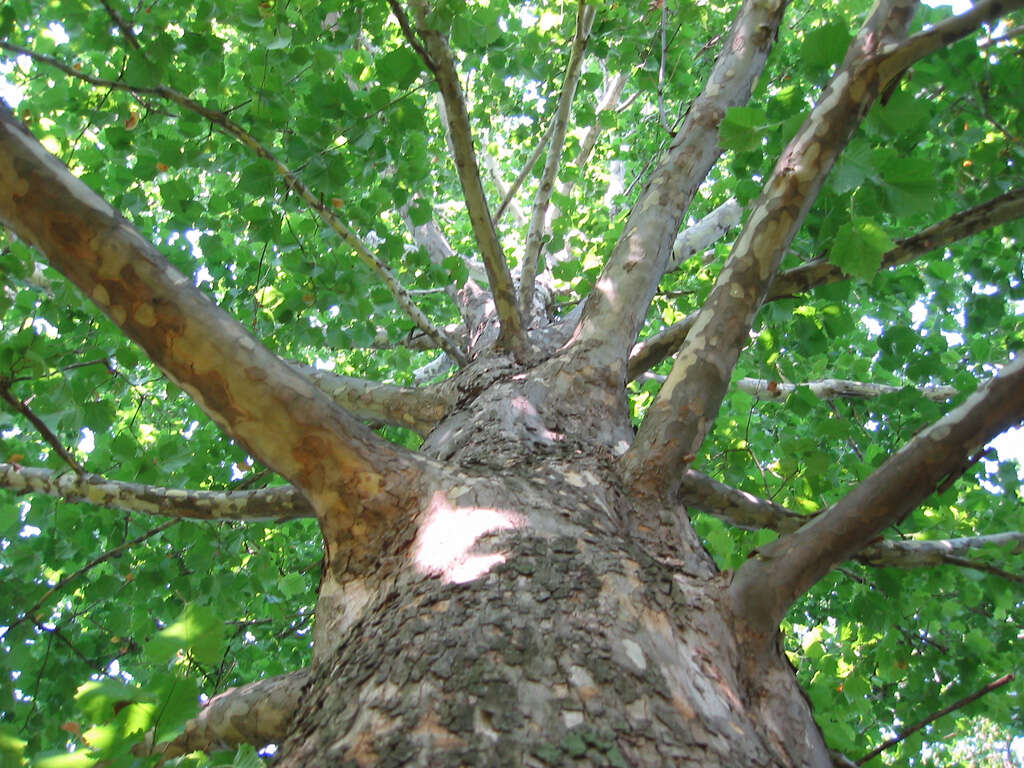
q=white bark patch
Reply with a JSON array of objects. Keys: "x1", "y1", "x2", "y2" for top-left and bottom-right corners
[
  {"x1": 622, "y1": 638, "x2": 647, "y2": 671},
  {"x1": 91, "y1": 284, "x2": 110, "y2": 307},
  {"x1": 561, "y1": 710, "x2": 584, "y2": 728},
  {"x1": 134, "y1": 303, "x2": 156, "y2": 327}
]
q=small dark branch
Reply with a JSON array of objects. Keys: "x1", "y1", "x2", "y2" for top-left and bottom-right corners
[
  {"x1": 0, "y1": 380, "x2": 85, "y2": 474},
  {"x1": 938, "y1": 554, "x2": 1023, "y2": 584},
  {"x1": 520, "y1": 1, "x2": 596, "y2": 320},
  {"x1": 495, "y1": 115, "x2": 556, "y2": 225},
  {"x1": 856, "y1": 673, "x2": 1015, "y2": 766},
  {"x1": 0, "y1": 41, "x2": 468, "y2": 367},
  {"x1": 98, "y1": 0, "x2": 141, "y2": 49},
  {"x1": 657, "y1": 0, "x2": 672, "y2": 134},
  {"x1": 386, "y1": 0, "x2": 435, "y2": 69},
  {"x1": 9, "y1": 519, "x2": 179, "y2": 635},
  {"x1": 630, "y1": 186, "x2": 1024, "y2": 379}
]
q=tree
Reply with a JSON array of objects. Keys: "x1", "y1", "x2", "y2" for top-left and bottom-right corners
[{"x1": 0, "y1": 0, "x2": 1022, "y2": 764}]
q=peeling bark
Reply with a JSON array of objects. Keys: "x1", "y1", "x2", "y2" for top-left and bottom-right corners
[{"x1": 0, "y1": 462, "x2": 313, "y2": 521}]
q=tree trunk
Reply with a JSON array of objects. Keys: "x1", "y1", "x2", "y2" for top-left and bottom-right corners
[{"x1": 283, "y1": 359, "x2": 831, "y2": 767}]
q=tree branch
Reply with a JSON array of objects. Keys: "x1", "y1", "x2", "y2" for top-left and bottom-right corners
[
  {"x1": 136, "y1": 669, "x2": 312, "y2": 759},
  {"x1": 623, "y1": 0, "x2": 920, "y2": 499},
  {"x1": 678, "y1": 468, "x2": 808, "y2": 533},
  {"x1": 729, "y1": 354, "x2": 1024, "y2": 646},
  {"x1": 734, "y1": 377, "x2": 957, "y2": 403},
  {"x1": 666, "y1": 198, "x2": 743, "y2": 272},
  {"x1": 0, "y1": 462, "x2": 314, "y2": 521},
  {"x1": 681, "y1": 469, "x2": 1023, "y2": 584},
  {"x1": 0, "y1": 102, "x2": 433, "y2": 566},
  {"x1": 0, "y1": 379, "x2": 85, "y2": 473},
  {"x1": 395, "y1": 0, "x2": 530, "y2": 360},
  {"x1": 628, "y1": 186, "x2": 1024, "y2": 379},
  {"x1": 520, "y1": 2, "x2": 596, "y2": 320},
  {"x1": 855, "y1": 673, "x2": 1015, "y2": 766},
  {"x1": 295, "y1": 363, "x2": 456, "y2": 437},
  {"x1": 12, "y1": 519, "x2": 179, "y2": 633},
  {"x1": 570, "y1": 0, "x2": 787, "y2": 373},
  {"x1": 0, "y1": 41, "x2": 468, "y2": 367},
  {"x1": 494, "y1": 116, "x2": 556, "y2": 226}
]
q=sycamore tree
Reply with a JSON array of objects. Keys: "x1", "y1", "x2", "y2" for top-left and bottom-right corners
[{"x1": 1, "y1": 0, "x2": 1023, "y2": 764}]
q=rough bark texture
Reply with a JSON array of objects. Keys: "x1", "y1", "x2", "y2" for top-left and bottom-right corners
[{"x1": 287, "y1": 357, "x2": 831, "y2": 767}]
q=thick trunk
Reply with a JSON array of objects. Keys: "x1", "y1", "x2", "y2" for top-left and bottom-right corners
[
  {"x1": 284, "y1": 464, "x2": 828, "y2": 766},
  {"x1": 280, "y1": 360, "x2": 830, "y2": 766}
]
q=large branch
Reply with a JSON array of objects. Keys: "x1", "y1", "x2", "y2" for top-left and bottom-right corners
[
  {"x1": 136, "y1": 669, "x2": 311, "y2": 759},
  {"x1": 627, "y1": 130, "x2": 1024, "y2": 384},
  {"x1": 0, "y1": 462, "x2": 313, "y2": 521},
  {"x1": 394, "y1": 0, "x2": 530, "y2": 360},
  {"x1": 0, "y1": 42, "x2": 468, "y2": 367},
  {"x1": 729, "y1": 354, "x2": 1024, "y2": 646},
  {"x1": 297, "y1": 364, "x2": 456, "y2": 437},
  {"x1": 0, "y1": 104, "x2": 430, "y2": 562},
  {"x1": 569, "y1": 0, "x2": 787, "y2": 372},
  {"x1": 519, "y1": 2, "x2": 596, "y2": 320},
  {"x1": 681, "y1": 468, "x2": 1024, "y2": 582},
  {"x1": 623, "y1": 0, "x2": 968, "y2": 497}
]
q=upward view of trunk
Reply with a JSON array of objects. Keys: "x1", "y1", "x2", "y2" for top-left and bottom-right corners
[
  {"x1": 2, "y1": 0, "x2": 1023, "y2": 765},
  {"x1": 284, "y1": 354, "x2": 829, "y2": 767}
]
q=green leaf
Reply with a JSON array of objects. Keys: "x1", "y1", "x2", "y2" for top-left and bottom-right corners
[
  {"x1": 719, "y1": 106, "x2": 768, "y2": 152},
  {"x1": 376, "y1": 48, "x2": 424, "y2": 89},
  {"x1": 828, "y1": 217, "x2": 895, "y2": 281},
  {"x1": 802, "y1": 23, "x2": 852, "y2": 69},
  {"x1": 143, "y1": 603, "x2": 226, "y2": 665}
]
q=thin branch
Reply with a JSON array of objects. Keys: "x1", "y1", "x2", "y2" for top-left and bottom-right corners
[
  {"x1": 734, "y1": 377, "x2": 958, "y2": 403},
  {"x1": 520, "y1": 3, "x2": 597, "y2": 320},
  {"x1": 10, "y1": 519, "x2": 179, "y2": 634},
  {"x1": 730, "y1": 354, "x2": 1024, "y2": 646},
  {"x1": 397, "y1": 0, "x2": 530, "y2": 360},
  {"x1": 678, "y1": 469, "x2": 809, "y2": 533},
  {"x1": 0, "y1": 41, "x2": 468, "y2": 367},
  {"x1": 98, "y1": 0, "x2": 141, "y2": 50},
  {"x1": 0, "y1": 462, "x2": 314, "y2": 521},
  {"x1": 294, "y1": 363, "x2": 456, "y2": 437},
  {"x1": 0, "y1": 380, "x2": 85, "y2": 473},
  {"x1": 856, "y1": 673, "x2": 1015, "y2": 765},
  {"x1": 629, "y1": 185, "x2": 1024, "y2": 380},
  {"x1": 494, "y1": 116, "x2": 557, "y2": 225}
]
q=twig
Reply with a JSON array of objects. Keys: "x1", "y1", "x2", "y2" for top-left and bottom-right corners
[
  {"x1": 0, "y1": 380, "x2": 85, "y2": 473},
  {"x1": 8, "y1": 519, "x2": 179, "y2": 635},
  {"x1": 520, "y1": 1, "x2": 596, "y2": 319},
  {"x1": 856, "y1": 673, "x2": 1015, "y2": 765},
  {"x1": 494, "y1": 115, "x2": 556, "y2": 225},
  {"x1": 98, "y1": 0, "x2": 141, "y2": 49}
]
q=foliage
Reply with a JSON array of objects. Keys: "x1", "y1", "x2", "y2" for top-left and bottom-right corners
[{"x1": 1, "y1": 0, "x2": 1022, "y2": 764}]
